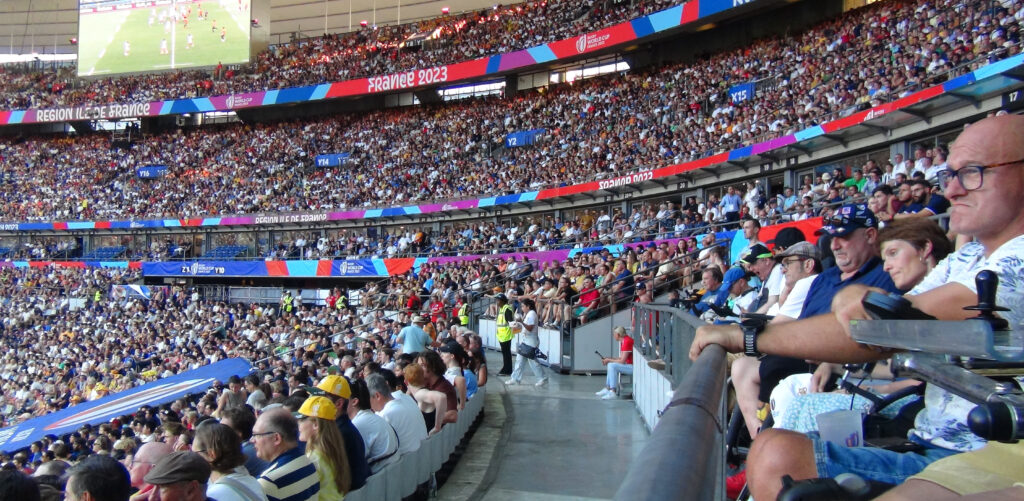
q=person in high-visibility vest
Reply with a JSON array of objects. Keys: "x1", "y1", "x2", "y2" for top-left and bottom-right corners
[
  {"x1": 495, "y1": 293, "x2": 516, "y2": 376},
  {"x1": 457, "y1": 296, "x2": 470, "y2": 327},
  {"x1": 281, "y1": 291, "x2": 293, "y2": 315},
  {"x1": 336, "y1": 292, "x2": 346, "y2": 311}
]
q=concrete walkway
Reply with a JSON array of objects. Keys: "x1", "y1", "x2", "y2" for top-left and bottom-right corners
[{"x1": 438, "y1": 351, "x2": 650, "y2": 501}]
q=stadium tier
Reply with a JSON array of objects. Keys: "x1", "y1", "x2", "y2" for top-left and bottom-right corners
[
  {"x1": 0, "y1": 0, "x2": 1018, "y2": 227},
  {"x1": 1, "y1": 0, "x2": 691, "y2": 111}
]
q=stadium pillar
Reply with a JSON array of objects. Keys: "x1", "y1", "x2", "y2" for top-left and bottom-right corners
[{"x1": 504, "y1": 74, "x2": 519, "y2": 96}]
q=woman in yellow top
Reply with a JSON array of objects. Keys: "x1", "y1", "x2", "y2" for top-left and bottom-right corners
[{"x1": 297, "y1": 395, "x2": 351, "y2": 500}]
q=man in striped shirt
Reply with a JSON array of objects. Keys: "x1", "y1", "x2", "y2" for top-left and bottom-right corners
[{"x1": 252, "y1": 407, "x2": 320, "y2": 501}]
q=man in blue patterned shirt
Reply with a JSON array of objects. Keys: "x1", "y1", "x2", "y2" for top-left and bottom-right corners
[{"x1": 252, "y1": 407, "x2": 320, "y2": 501}]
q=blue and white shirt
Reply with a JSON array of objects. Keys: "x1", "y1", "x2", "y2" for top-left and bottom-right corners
[{"x1": 908, "y1": 235, "x2": 1024, "y2": 452}]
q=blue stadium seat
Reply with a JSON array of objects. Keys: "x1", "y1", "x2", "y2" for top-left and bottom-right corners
[
  {"x1": 82, "y1": 246, "x2": 127, "y2": 260},
  {"x1": 203, "y1": 245, "x2": 248, "y2": 258}
]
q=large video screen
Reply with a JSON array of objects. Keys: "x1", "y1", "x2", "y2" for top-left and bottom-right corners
[{"x1": 77, "y1": 0, "x2": 251, "y2": 77}]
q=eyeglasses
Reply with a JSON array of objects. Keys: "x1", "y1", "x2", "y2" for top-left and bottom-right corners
[
  {"x1": 250, "y1": 431, "x2": 278, "y2": 440},
  {"x1": 129, "y1": 457, "x2": 154, "y2": 468},
  {"x1": 936, "y1": 158, "x2": 1024, "y2": 191},
  {"x1": 780, "y1": 257, "x2": 808, "y2": 269}
]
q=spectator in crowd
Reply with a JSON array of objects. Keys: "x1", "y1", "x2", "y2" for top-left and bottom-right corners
[
  {"x1": 402, "y1": 363, "x2": 448, "y2": 436},
  {"x1": 769, "y1": 218, "x2": 951, "y2": 433},
  {"x1": 304, "y1": 375, "x2": 368, "y2": 490},
  {"x1": 691, "y1": 267, "x2": 727, "y2": 317},
  {"x1": 366, "y1": 372, "x2": 427, "y2": 456},
  {"x1": 688, "y1": 114, "x2": 1024, "y2": 500},
  {"x1": 295, "y1": 396, "x2": 350, "y2": 500},
  {"x1": 192, "y1": 422, "x2": 268, "y2": 501},
  {"x1": 66, "y1": 454, "x2": 132, "y2": 501},
  {"x1": 252, "y1": 407, "x2": 320, "y2": 501},
  {"x1": 128, "y1": 441, "x2": 172, "y2": 500},
  {"x1": 142, "y1": 451, "x2": 213, "y2": 501},
  {"x1": 346, "y1": 379, "x2": 400, "y2": 473},
  {"x1": 416, "y1": 351, "x2": 459, "y2": 425},
  {"x1": 595, "y1": 326, "x2": 634, "y2": 400},
  {"x1": 0, "y1": 469, "x2": 41, "y2": 501},
  {"x1": 219, "y1": 408, "x2": 270, "y2": 478},
  {"x1": 895, "y1": 179, "x2": 951, "y2": 219},
  {"x1": 396, "y1": 315, "x2": 431, "y2": 355}
]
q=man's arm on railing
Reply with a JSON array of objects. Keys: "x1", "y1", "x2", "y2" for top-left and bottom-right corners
[{"x1": 689, "y1": 282, "x2": 979, "y2": 363}]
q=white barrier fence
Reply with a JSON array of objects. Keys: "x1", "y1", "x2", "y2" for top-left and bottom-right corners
[
  {"x1": 632, "y1": 349, "x2": 673, "y2": 431},
  {"x1": 345, "y1": 384, "x2": 487, "y2": 501}
]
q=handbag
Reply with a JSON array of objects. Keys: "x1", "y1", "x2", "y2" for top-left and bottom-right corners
[{"x1": 517, "y1": 342, "x2": 539, "y2": 359}]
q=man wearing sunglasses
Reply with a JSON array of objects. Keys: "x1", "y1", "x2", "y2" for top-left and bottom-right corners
[{"x1": 690, "y1": 114, "x2": 1024, "y2": 500}]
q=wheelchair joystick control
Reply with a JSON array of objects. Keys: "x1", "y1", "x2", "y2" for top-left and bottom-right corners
[
  {"x1": 968, "y1": 402, "x2": 1022, "y2": 442},
  {"x1": 963, "y1": 270, "x2": 1009, "y2": 330}
]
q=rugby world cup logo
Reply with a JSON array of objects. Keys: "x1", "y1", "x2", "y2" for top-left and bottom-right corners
[
  {"x1": 226, "y1": 95, "x2": 235, "y2": 108},
  {"x1": 576, "y1": 35, "x2": 588, "y2": 54}
]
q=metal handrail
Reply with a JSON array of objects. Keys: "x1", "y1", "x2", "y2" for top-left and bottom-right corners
[{"x1": 615, "y1": 305, "x2": 727, "y2": 501}]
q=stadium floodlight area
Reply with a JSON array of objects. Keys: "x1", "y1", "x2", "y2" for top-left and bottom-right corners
[{"x1": 77, "y1": 0, "x2": 251, "y2": 77}]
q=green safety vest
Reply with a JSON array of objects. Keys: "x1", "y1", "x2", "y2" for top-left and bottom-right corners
[
  {"x1": 336, "y1": 295, "x2": 346, "y2": 309},
  {"x1": 495, "y1": 304, "x2": 514, "y2": 342},
  {"x1": 458, "y1": 303, "x2": 469, "y2": 326},
  {"x1": 283, "y1": 295, "x2": 293, "y2": 312}
]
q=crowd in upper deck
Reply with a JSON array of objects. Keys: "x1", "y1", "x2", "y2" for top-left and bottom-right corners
[{"x1": 0, "y1": 0, "x2": 1018, "y2": 226}]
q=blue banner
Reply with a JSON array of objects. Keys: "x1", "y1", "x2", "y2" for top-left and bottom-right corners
[
  {"x1": 143, "y1": 261, "x2": 265, "y2": 277},
  {"x1": 728, "y1": 82, "x2": 756, "y2": 103},
  {"x1": 314, "y1": 153, "x2": 351, "y2": 168},
  {"x1": 0, "y1": 358, "x2": 251, "y2": 453},
  {"x1": 136, "y1": 165, "x2": 168, "y2": 179},
  {"x1": 505, "y1": 128, "x2": 546, "y2": 148},
  {"x1": 333, "y1": 259, "x2": 379, "y2": 277},
  {"x1": 699, "y1": 0, "x2": 756, "y2": 18}
]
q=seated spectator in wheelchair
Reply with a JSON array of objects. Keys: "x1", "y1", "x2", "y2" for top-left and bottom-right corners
[
  {"x1": 689, "y1": 114, "x2": 1024, "y2": 500},
  {"x1": 769, "y1": 218, "x2": 953, "y2": 433},
  {"x1": 732, "y1": 206, "x2": 897, "y2": 438}
]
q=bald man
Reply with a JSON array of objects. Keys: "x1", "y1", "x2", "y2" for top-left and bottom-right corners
[
  {"x1": 690, "y1": 114, "x2": 1024, "y2": 499},
  {"x1": 126, "y1": 441, "x2": 172, "y2": 501}
]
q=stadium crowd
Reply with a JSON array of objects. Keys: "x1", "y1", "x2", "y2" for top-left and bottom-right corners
[
  {"x1": 1, "y1": 0, "x2": 680, "y2": 110},
  {"x1": 2, "y1": 0, "x2": 1017, "y2": 225},
  {"x1": 1, "y1": 142, "x2": 948, "y2": 264}
]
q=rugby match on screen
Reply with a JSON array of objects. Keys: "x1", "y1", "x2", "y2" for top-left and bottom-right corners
[{"x1": 77, "y1": 0, "x2": 251, "y2": 76}]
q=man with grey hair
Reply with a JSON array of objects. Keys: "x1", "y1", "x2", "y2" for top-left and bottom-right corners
[
  {"x1": 367, "y1": 372, "x2": 427, "y2": 456},
  {"x1": 251, "y1": 407, "x2": 319, "y2": 501}
]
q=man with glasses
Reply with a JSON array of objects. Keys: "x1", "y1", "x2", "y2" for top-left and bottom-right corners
[
  {"x1": 732, "y1": 206, "x2": 897, "y2": 437},
  {"x1": 251, "y1": 407, "x2": 319, "y2": 501},
  {"x1": 126, "y1": 441, "x2": 171, "y2": 500},
  {"x1": 690, "y1": 114, "x2": 1024, "y2": 500}
]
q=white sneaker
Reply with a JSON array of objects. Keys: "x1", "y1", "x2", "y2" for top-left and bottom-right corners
[
  {"x1": 535, "y1": 378, "x2": 549, "y2": 387},
  {"x1": 505, "y1": 379, "x2": 519, "y2": 386},
  {"x1": 595, "y1": 388, "x2": 610, "y2": 397},
  {"x1": 601, "y1": 391, "x2": 618, "y2": 400}
]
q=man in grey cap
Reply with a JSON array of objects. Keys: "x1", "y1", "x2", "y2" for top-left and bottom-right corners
[
  {"x1": 142, "y1": 451, "x2": 213, "y2": 501},
  {"x1": 770, "y1": 242, "x2": 822, "y2": 322}
]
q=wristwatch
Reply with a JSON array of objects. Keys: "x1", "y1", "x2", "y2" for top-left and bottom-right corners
[{"x1": 740, "y1": 319, "x2": 765, "y2": 357}]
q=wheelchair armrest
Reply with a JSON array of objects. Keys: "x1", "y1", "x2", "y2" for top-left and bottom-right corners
[{"x1": 741, "y1": 313, "x2": 774, "y2": 322}]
